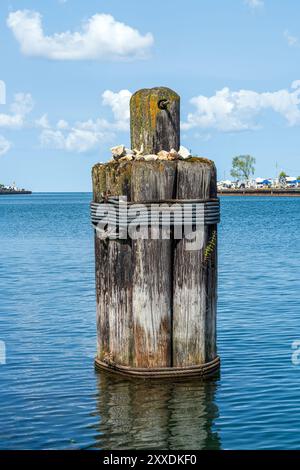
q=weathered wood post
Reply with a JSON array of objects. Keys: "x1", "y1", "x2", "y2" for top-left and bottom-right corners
[
  {"x1": 130, "y1": 87, "x2": 180, "y2": 154},
  {"x1": 92, "y1": 87, "x2": 220, "y2": 378}
]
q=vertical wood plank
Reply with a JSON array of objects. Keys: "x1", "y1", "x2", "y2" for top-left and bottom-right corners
[
  {"x1": 173, "y1": 160, "x2": 217, "y2": 366},
  {"x1": 205, "y1": 164, "x2": 218, "y2": 363},
  {"x1": 93, "y1": 162, "x2": 133, "y2": 366},
  {"x1": 131, "y1": 161, "x2": 176, "y2": 368}
]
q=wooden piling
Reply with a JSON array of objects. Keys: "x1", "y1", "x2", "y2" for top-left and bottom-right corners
[
  {"x1": 131, "y1": 161, "x2": 176, "y2": 368},
  {"x1": 173, "y1": 161, "x2": 218, "y2": 367},
  {"x1": 93, "y1": 162, "x2": 133, "y2": 366},
  {"x1": 92, "y1": 86, "x2": 220, "y2": 378},
  {"x1": 130, "y1": 87, "x2": 180, "y2": 154}
]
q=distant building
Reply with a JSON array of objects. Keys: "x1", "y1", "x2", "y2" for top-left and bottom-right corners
[
  {"x1": 217, "y1": 175, "x2": 300, "y2": 190},
  {"x1": 255, "y1": 178, "x2": 272, "y2": 187},
  {"x1": 217, "y1": 180, "x2": 233, "y2": 189},
  {"x1": 286, "y1": 176, "x2": 297, "y2": 187}
]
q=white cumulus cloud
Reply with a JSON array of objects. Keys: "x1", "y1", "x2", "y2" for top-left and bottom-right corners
[
  {"x1": 0, "y1": 93, "x2": 34, "y2": 129},
  {"x1": 40, "y1": 124, "x2": 114, "y2": 153},
  {"x1": 10, "y1": 92, "x2": 34, "y2": 116},
  {"x1": 102, "y1": 89, "x2": 132, "y2": 130},
  {"x1": 245, "y1": 0, "x2": 264, "y2": 8},
  {"x1": 0, "y1": 135, "x2": 11, "y2": 156},
  {"x1": 35, "y1": 114, "x2": 50, "y2": 129},
  {"x1": 7, "y1": 10, "x2": 154, "y2": 61},
  {"x1": 39, "y1": 90, "x2": 132, "y2": 153},
  {"x1": 0, "y1": 80, "x2": 6, "y2": 105},
  {"x1": 284, "y1": 30, "x2": 299, "y2": 47},
  {"x1": 182, "y1": 82, "x2": 300, "y2": 132},
  {"x1": 57, "y1": 119, "x2": 69, "y2": 130}
]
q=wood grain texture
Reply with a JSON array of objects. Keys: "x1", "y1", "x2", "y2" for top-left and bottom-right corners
[
  {"x1": 93, "y1": 82, "x2": 218, "y2": 374},
  {"x1": 131, "y1": 161, "x2": 177, "y2": 367},
  {"x1": 172, "y1": 160, "x2": 218, "y2": 367},
  {"x1": 93, "y1": 162, "x2": 133, "y2": 366},
  {"x1": 205, "y1": 164, "x2": 218, "y2": 363},
  {"x1": 92, "y1": 158, "x2": 218, "y2": 370},
  {"x1": 130, "y1": 87, "x2": 180, "y2": 154}
]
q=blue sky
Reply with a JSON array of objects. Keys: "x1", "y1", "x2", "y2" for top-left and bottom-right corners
[{"x1": 1, "y1": 0, "x2": 300, "y2": 191}]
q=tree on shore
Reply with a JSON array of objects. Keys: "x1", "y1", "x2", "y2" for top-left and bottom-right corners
[
  {"x1": 279, "y1": 171, "x2": 287, "y2": 178},
  {"x1": 230, "y1": 155, "x2": 256, "y2": 181}
]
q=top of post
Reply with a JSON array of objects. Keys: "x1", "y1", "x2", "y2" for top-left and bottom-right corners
[{"x1": 130, "y1": 87, "x2": 180, "y2": 155}]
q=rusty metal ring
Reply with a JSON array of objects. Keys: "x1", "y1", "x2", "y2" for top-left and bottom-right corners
[{"x1": 158, "y1": 99, "x2": 169, "y2": 110}]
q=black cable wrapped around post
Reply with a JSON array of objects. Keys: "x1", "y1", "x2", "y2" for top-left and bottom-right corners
[{"x1": 92, "y1": 87, "x2": 220, "y2": 378}]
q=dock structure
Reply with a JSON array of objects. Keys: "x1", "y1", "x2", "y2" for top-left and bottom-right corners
[
  {"x1": 91, "y1": 87, "x2": 220, "y2": 378},
  {"x1": 219, "y1": 188, "x2": 300, "y2": 197}
]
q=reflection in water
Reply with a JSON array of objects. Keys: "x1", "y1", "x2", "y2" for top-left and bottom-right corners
[{"x1": 93, "y1": 371, "x2": 221, "y2": 450}]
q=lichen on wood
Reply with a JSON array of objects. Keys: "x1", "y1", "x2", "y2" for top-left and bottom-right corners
[
  {"x1": 130, "y1": 87, "x2": 180, "y2": 155},
  {"x1": 92, "y1": 161, "x2": 133, "y2": 202}
]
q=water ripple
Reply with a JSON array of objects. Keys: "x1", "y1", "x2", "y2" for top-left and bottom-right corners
[{"x1": 0, "y1": 194, "x2": 300, "y2": 449}]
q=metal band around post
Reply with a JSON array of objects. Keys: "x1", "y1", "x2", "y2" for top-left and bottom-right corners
[{"x1": 95, "y1": 356, "x2": 220, "y2": 379}]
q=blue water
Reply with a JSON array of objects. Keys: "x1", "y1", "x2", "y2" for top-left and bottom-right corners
[{"x1": 0, "y1": 193, "x2": 300, "y2": 450}]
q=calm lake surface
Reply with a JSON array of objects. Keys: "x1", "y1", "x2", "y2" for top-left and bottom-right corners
[{"x1": 0, "y1": 193, "x2": 300, "y2": 450}]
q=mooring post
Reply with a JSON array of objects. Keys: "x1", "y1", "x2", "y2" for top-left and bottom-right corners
[
  {"x1": 130, "y1": 87, "x2": 180, "y2": 154},
  {"x1": 92, "y1": 86, "x2": 220, "y2": 378}
]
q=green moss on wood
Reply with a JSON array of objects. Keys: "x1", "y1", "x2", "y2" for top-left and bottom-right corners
[
  {"x1": 130, "y1": 87, "x2": 180, "y2": 154},
  {"x1": 92, "y1": 164, "x2": 106, "y2": 203},
  {"x1": 92, "y1": 161, "x2": 133, "y2": 200},
  {"x1": 186, "y1": 157, "x2": 214, "y2": 166},
  {"x1": 92, "y1": 158, "x2": 216, "y2": 202}
]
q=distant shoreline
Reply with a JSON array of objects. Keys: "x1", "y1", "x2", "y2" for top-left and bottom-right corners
[
  {"x1": 218, "y1": 189, "x2": 300, "y2": 197},
  {"x1": 1, "y1": 189, "x2": 299, "y2": 197},
  {"x1": 0, "y1": 190, "x2": 32, "y2": 195}
]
